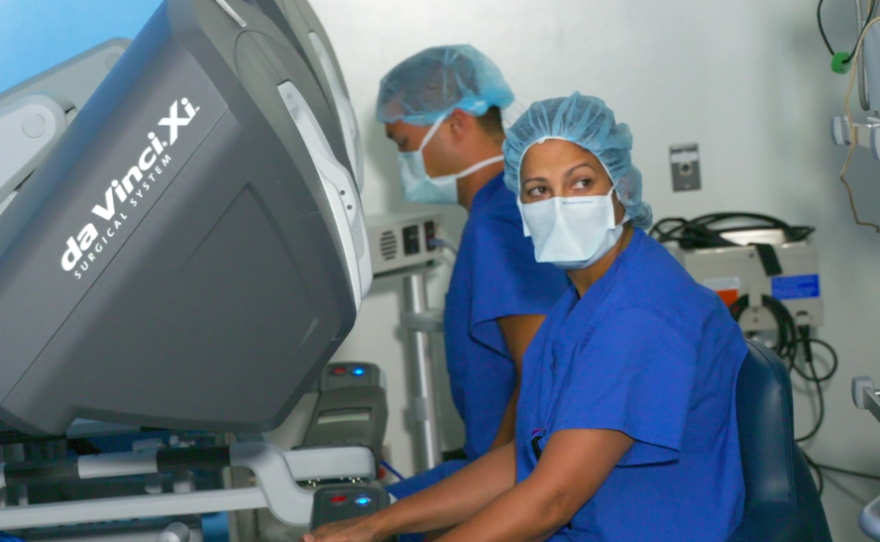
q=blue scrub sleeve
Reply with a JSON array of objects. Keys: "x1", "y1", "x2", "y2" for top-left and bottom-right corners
[
  {"x1": 469, "y1": 213, "x2": 565, "y2": 355},
  {"x1": 552, "y1": 308, "x2": 697, "y2": 466}
]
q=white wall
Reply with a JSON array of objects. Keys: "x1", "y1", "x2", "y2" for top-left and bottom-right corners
[{"x1": 314, "y1": 0, "x2": 880, "y2": 539}]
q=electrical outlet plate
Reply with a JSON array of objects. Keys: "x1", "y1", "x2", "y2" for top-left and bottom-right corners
[{"x1": 670, "y1": 143, "x2": 701, "y2": 192}]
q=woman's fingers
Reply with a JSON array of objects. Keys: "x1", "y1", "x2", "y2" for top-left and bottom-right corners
[{"x1": 300, "y1": 516, "x2": 378, "y2": 542}]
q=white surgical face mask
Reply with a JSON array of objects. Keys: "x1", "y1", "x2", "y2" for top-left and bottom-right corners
[
  {"x1": 519, "y1": 189, "x2": 625, "y2": 270},
  {"x1": 397, "y1": 116, "x2": 503, "y2": 205}
]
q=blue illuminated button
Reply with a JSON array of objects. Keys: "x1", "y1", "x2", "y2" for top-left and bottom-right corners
[
  {"x1": 352, "y1": 367, "x2": 366, "y2": 377},
  {"x1": 355, "y1": 495, "x2": 372, "y2": 506}
]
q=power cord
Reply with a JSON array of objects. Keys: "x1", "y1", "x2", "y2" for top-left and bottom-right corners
[
  {"x1": 840, "y1": 13, "x2": 880, "y2": 232},
  {"x1": 728, "y1": 295, "x2": 837, "y2": 443},
  {"x1": 428, "y1": 237, "x2": 458, "y2": 255},
  {"x1": 649, "y1": 213, "x2": 814, "y2": 249},
  {"x1": 725, "y1": 295, "x2": 880, "y2": 495},
  {"x1": 803, "y1": 449, "x2": 880, "y2": 496},
  {"x1": 793, "y1": 325, "x2": 833, "y2": 443},
  {"x1": 381, "y1": 459, "x2": 406, "y2": 482},
  {"x1": 817, "y1": 0, "x2": 876, "y2": 65},
  {"x1": 816, "y1": 0, "x2": 880, "y2": 231},
  {"x1": 726, "y1": 295, "x2": 880, "y2": 496}
]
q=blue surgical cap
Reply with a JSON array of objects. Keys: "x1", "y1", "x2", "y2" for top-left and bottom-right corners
[
  {"x1": 376, "y1": 45, "x2": 515, "y2": 126},
  {"x1": 502, "y1": 92, "x2": 652, "y2": 229}
]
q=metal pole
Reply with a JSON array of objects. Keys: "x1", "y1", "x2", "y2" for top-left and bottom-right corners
[
  {"x1": 402, "y1": 272, "x2": 442, "y2": 471},
  {"x1": 856, "y1": 0, "x2": 871, "y2": 110}
]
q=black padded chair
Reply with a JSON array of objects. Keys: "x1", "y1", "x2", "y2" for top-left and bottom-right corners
[{"x1": 727, "y1": 341, "x2": 832, "y2": 541}]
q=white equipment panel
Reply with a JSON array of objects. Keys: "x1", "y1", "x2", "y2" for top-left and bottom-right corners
[
  {"x1": 670, "y1": 242, "x2": 822, "y2": 331},
  {"x1": 366, "y1": 212, "x2": 444, "y2": 276}
]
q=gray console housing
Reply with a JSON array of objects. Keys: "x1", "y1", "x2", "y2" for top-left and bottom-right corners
[
  {"x1": 0, "y1": 0, "x2": 368, "y2": 435},
  {"x1": 302, "y1": 385, "x2": 388, "y2": 461},
  {"x1": 245, "y1": 0, "x2": 364, "y2": 190}
]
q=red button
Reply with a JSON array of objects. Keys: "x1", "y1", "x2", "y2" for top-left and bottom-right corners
[
  {"x1": 331, "y1": 367, "x2": 347, "y2": 376},
  {"x1": 329, "y1": 495, "x2": 348, "y2": 504}
]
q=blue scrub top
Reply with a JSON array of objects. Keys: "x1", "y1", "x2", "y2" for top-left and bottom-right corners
[
  {"x1": 517, "y1": 228, "x2": 747, "y2": 541},
  {"x1": 444, "y1": 173, "x2": 569, "y2": 461}
]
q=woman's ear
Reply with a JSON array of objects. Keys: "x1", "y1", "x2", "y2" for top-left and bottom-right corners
[{"x1": 612, "y1": 191, "x2": 627, "y2": 225}]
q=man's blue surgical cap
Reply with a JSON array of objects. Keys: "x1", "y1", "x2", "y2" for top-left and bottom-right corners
[
  {"x1": 376, "y1": 45, "x2": 514, "y2": 126},
  {"x1": 502, "y1": 92, "x2": 652, "y2": 229}
]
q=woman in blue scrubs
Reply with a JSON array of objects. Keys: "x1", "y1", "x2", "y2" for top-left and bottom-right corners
[{"x1": 302, "y1": 93, "x2": 747, "y2": 542}]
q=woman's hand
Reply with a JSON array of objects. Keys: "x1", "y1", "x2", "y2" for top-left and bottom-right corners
[
  {"x1": 299, "y1": 515, "x2": 382, "y2": 542},
  {"x1": 300, "y1": 444, "x2": 518, "y2": 542}
]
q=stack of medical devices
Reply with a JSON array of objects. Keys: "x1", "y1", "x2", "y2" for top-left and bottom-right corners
[
  {"x1": 651, "y1": 214, "x2": 835, "y2": 445},
  {"x1": 652, "y1": 214, "x2": 821, "y2": 335},
  {"x1": 0, "y1": 0, "x2": 400, "y2": 540}
]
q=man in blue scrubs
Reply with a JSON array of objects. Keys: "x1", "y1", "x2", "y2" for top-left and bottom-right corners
[{"x1": 376, "y1": 46, "x2": 568, "y2": 504}]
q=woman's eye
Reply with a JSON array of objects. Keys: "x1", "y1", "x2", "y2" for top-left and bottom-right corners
[
  {"x1": 573, "y1": 178, "x2": 593, "y2": 190},
  {"x1": 526, "y1": 186, "x2": 547, "y2": 197}
]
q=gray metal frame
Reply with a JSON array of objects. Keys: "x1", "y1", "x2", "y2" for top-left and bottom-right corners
[
  {"x1": 853, "y1": 376, "x2": 880, "y2": 540},
  {"x1": 0, "y1": 442, "x2": 374, "y2": 529},
  {"x1": 402, "y1": 271, "x2": 443, "y2": 471}
]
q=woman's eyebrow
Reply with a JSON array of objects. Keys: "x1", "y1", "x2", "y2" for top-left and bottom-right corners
[
  {"x1": 522, "y1": 176, "x2": 549, "y2": 184},
  {"x1": 566, "y1": 162, "x2": 596, "y2": 176}
]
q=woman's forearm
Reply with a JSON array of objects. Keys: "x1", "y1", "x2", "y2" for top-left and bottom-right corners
[
  {"x1": 434, "y1": 429, "x2": 636, "y2": 542},
  {"x1": 434, "y1": 475, "x2": 569, "y2": 542},
  {"x1": 366, "y1": 443, "x2": 518, "y2": 538}
]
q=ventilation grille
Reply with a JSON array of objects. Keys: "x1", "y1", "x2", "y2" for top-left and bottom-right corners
[{"x1": 379, "y1": 231, "x2": 397, "y2": 260}]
